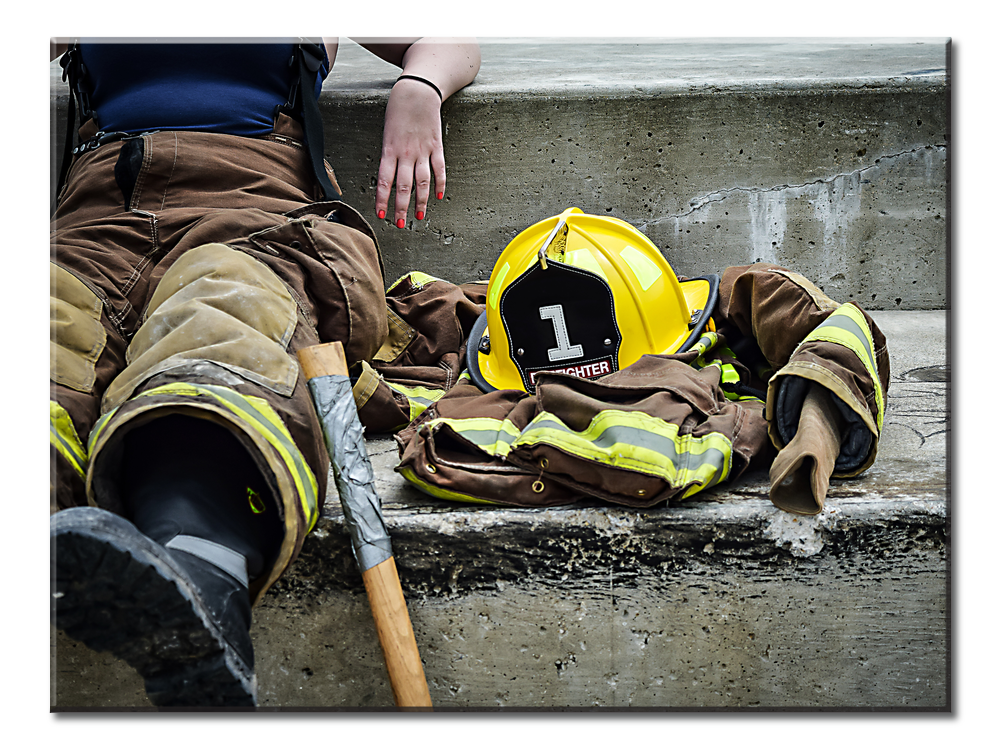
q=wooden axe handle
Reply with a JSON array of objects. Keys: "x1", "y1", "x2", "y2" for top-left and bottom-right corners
[
  {"x1": 363, "y1": 557, "x2": 432, "y2": 708},
  {"x1": 297, "y1": 342, "x2": 350, "y2": 386},
  {"x1": 298, "y1": 342, "x2": 432, "y2": 709}
]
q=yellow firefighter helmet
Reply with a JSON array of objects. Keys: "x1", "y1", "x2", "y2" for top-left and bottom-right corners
[{"x1": 467, "y1": 207, "x2": 719, "y2": 393}]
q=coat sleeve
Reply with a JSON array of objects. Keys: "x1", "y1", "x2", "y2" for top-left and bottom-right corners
[
  {"x1": 715, "y1": 264, "x2": 890, "y2": 477},
  {"x1": 355, "y1": 272, "x2": 487, "y2": 434}
]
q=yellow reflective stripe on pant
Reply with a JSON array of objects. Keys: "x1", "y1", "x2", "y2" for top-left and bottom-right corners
[
  {"x1": 89, "y1": 382, "x2": 319, "y2": 532},
  {"x1": 50, "y1": 401, "x2": 87, "y2": 478},
  {"x1": 429, "y1": 408, "x2": 733, "y2": 498},
  {"x1": 799, "y1": 304, "x2": 885, "y2": 429}
]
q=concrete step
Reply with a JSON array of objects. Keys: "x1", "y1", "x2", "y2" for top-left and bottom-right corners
[
  {"x1": 51, "y1": 309, "x2": 949, "y2": 709},
  {"x1": 51, "y1": 38, "x2": 949, "y2": 310}
]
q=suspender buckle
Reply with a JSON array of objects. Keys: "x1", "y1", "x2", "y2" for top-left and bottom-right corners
[
  {"x1": 72, "y1": 131, "x2": 133, "y2": 155},
  {"x1": 299, "y1": 42, "x2": 324, "y2": 73}
]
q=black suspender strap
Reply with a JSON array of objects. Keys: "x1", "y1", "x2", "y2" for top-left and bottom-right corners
[
  {"x1": 56, "y1": 42, "x2": 90, "y2": 201},
  {"x1": 292, "y1": 41, "x2": 341, "y2": 201}
]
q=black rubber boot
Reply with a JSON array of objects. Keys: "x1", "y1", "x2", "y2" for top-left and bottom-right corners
[
  {"x1": 52, "y1": 415, "x2": 282, "y2": 708},
  {"x1": 52, "y1": 506, "x2": 258, "y2": 707}
]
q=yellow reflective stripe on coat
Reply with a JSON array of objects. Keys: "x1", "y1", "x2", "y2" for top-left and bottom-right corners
[
  {"x1": 397, "y1": 464, "x2": 498, "y2": 505},
  {"x1": 386, "y1": 271, "x2": 443, "y2": 295},
  {"x1": 89, "y1": 382, "x2": 319, "y2": 532},
  {"x1": 800, "y1": 304, "x2": 885, "y2": 429},
  {"x1": 425, "y1": 416, "x2": 522, "y2": 458},
  {"x1": 512, "y1": 409, "x2": 732, "y2": 496},
  {"x1": 50, "y1": 401, "x2": 87, "y2": 478},
  {"x1": 386, "y1": 381, "x2": 446, "y2": 422},
  {"x1": 434, "y1": 409, "x2": 733, "y2": 496},
  {"x1": 689, "y1": 332, "x2": 719, "y2": 359}
]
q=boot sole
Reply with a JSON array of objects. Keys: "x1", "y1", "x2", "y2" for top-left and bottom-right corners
[{"x1": 51, "y1": 507, "x2": 257, "y2": 708}]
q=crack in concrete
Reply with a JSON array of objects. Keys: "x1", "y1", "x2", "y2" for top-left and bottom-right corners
[{"x1": 642, "y1": 144, "x2": 947, "y2": 226}]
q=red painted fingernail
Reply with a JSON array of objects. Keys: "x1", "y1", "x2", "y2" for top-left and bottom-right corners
[
  {"x1": 416, "y1": 211, "x2": 425, "y2": 221},
  {"x1": 396, "y1": 219, "x2": 405, "y2": 229},
  {"x1": 378, "y1": 210, "x2": 385, "y2": 219},
  {"x1": 437, "y1": 192, "x2": 444, "y2": 200}
]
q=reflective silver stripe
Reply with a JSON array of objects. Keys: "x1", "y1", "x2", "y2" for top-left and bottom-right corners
[
  {"x1": 421, "y1": 407, "x2": 734, "y2": 502},
  {"x1": 438, "y1": 408, "x2": 732, "y2": 492},
  {"x1": 427, "y1": 416, "x2": 522, "y2": 458},
  {"x1": 800, "y1": 304, "x2": 885, "y2": 429},
  {"x1": 809, "y1": 309, "x2": 877, "y2": 376},
  {"x1": 386, "y1": 381, "x2": 446, "y2": 422},
  {"x1": 165, "y1": 535, "x2": 249, "y2": 588}
]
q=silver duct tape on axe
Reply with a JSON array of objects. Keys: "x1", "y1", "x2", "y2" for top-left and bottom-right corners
[{"x1": 307, "y1": 373, "x2": 393, "y2": 572}]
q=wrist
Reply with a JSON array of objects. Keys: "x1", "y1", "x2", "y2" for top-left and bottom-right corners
[{"x1": 394, "y1": 74, "x2": 443, "y2": 102}]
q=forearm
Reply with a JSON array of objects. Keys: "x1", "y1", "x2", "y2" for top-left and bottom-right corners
[
  {"x1": 399, "y1": 38, "x2": 480, "y2": 100},
  {"x1": 355, "y1": 38, "x2": 481, "y2": 100}
]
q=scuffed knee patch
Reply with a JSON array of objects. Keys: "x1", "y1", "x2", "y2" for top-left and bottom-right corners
[
  {"x1": 50, "y1": 263, "x2": 107, "y2": 393},
  {"x1": 103, "y1": 244, "x2": 299, "y2": 411}
]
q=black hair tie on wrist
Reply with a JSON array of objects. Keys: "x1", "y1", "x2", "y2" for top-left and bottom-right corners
[{"x1": 395, "y1": 74, "x2": 443, "y2": 102}]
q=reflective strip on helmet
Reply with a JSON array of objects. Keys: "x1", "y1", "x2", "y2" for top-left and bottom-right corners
[
  {"x1": 50, "y1": 401, "x2": 87, "y2": 479},
  {"x1": 386, "y1": 381, "x2": 447, "y2": 422},
  {"x1": 488, "y1": 262, "x2": 511, "y2": 309},
  {"x1": 563, "y1": 250, "x2": 607, "y2": 282},
  {"x1": 429, "y1": 408, "x2": 733, "y2": 498},
  {"x1": 89, "y1": 382, "x2": 320, "y2": 532},
  {"x1": 619, "y1": 245, "x2": 662, "y2": 291},
  {"x1": 798, "y1": 304, "x2": 885, "y2": 430}
]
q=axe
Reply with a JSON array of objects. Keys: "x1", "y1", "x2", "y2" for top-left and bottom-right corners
[{"x1": 297, "y1": 342, "x2": 432, "y2": 709}]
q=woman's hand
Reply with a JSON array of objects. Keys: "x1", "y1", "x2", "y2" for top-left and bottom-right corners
[
  {"x1": 376, "y1": 77, "x2": 446, "y2": 227},
  {"x1": 353, "y1": 38, "x2": 480, "y2": 227}
]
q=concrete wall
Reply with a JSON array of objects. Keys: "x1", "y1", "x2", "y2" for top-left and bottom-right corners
[{"x1": 51, "y1": 38, "x2": 949, "y2": 309}]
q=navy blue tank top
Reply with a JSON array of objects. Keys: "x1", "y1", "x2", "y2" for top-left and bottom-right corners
[{"x1": 78, "y1": 41, "x2": 329, "y2": 137}]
